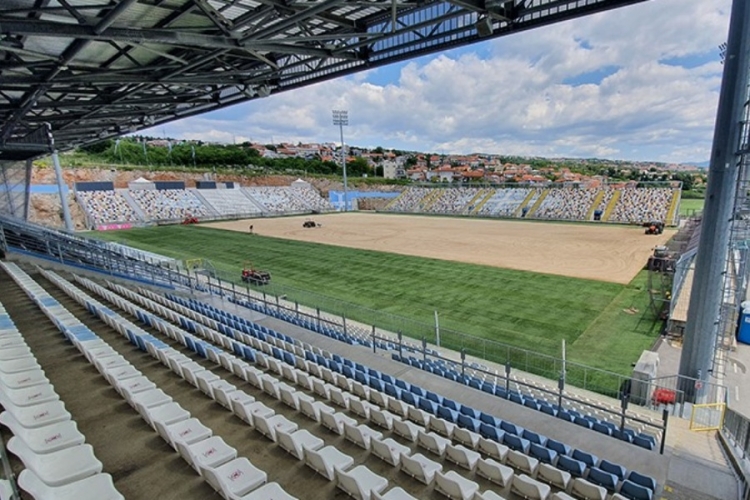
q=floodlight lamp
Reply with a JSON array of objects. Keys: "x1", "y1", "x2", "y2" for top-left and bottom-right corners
[{"x1": 257, "y1": 85, "x2": 271, "y2": 97}]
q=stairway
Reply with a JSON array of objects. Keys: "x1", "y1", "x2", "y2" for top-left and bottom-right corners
[
  {"x1": 602, "y1": 190, "x2": 622, "y2": 222},
  {"x1": 471, "y1": 190, "x2": 496, "y2": 215},
  {"x1": 585, "y1": 191, "x2": 605, "y2": 221},
  {"x1": 666, "y1": 189, "x2": 681, "y2": 226},
  {"x1": 525, "y1": 190, "x2": 550, "y2": 218},
  {"x1": 513, "y1": 190, "x2": 537, "y2": 218}
]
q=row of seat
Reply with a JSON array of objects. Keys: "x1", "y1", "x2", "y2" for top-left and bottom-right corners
[
  {"x1": 102, "y1": 277, "x2": 657, "y2": 500},
  {"x1": 86, "y1": 273, "x2": 523, "y2": 500},
  {"x1": 0, "y1": 262, "x2": 124, "y2": 500},
  {"x1": 196, "y1": 278, "x2": 662, "y2": 442},
  {"x1": 67, "y1": 270, "x2": 429, "y2": 499},
  {"x1": 393, "y1": 355, "x2": 658, "y2": 451},
  {"x1": 36, "y1": 266, "x2": 294, "y2": 500}
]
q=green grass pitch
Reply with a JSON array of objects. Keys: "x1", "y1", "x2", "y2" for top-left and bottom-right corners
[{"x1": 96, "y1": 225, "x2": 662, "y2": 378}]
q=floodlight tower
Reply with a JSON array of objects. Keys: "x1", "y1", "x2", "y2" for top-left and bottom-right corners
[{"x1": 332, "y1": 110, "x2": 349, "y2": 211}]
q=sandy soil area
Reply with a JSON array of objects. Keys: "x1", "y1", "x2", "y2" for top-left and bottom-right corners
[{"x1": 205, "y1": 213, "x2": 675, "y2": 284}]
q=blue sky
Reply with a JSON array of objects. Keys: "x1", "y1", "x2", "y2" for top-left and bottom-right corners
[{"x1": 155, "y1": 0, "x2": 730, "y2": 163}]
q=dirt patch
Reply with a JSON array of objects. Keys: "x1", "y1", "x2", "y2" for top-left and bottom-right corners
[{"x1": 205, "y1": 213, "x2": 675, "y2": 284}]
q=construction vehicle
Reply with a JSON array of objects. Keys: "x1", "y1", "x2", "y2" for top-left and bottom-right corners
[
  {"x1": 302, "y1": 220, "x2": 318, "y2": 228},
  {"x1": 241, "y1": 262, "x2": 271, "y2": 285},
  {"x1": 644, "y1": 221, "x2": 664, "y2": 235}
]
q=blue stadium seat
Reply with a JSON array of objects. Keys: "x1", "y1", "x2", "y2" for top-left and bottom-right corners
[
  {"x1": 627, "y1": 471, "x2": 657, "y2": 492},
  {"x1": 529, "y1": 443, "x2": 557, "y2": 465},
  {"x1": 457, "y1": 415, "x2": 481, "y2": 432},
  {"x1": 479, "y1": 412, "x2": 501, "y2": 427},
  {"x1": 523, "y1": 398, "x2": 540, "y2": 411},
  {"x1": 437, "y1": 406, "x2": 459, "y2": 423},
  {"x1": 508, "y1": 392, "x2": 524, "y2": 405},
  {"x1": 500, "y1": 421, "x2": 522, "y2": 436},
  {"x1": 633, "y1": 434, "x2": 655, "y2": 451},
  {"x1": 522, "y1": 429, "x2": 546, "y2": 446},
  {"x1": 425, "y1": 391, "x2": 444, "y2": 405},
  {"x1": 571, "y1": 449, "x2": 598, "y2": 468},
  {"x1": 479, "y1": 423, "x2": 503, "y2": 442},
  {"x1": 587, "y1": 467, "x2": 619, "y2": 491},
  {"x1": 556, "y1": 455, "x2": 586, "y2": 477},
  {"x1": 419, "y1": 398, "x2": 438, "y2": 415},
  {"x1": 539, "y1": 403, "x2": 558, "y2": 417},
  {"x1": 599, "y1": 459, "x2": 627, "y2": 481},
  {"x1": 401, "y1": 392, "x2": 419, "y2": 407},
  {"x1": 459, "y1": 405, "x2": 480, "y2": 420},
  {"x1": 545, "y1": 438, "x2": 570, "y2": 457},
  {"x1": 619, "y1": 481, "x2": 654, "y2": 500},
  {"x1": 443, "y1": 399, "x2": 459, "y2": 411},
  {"x1": 503, "y1": 433, "x2": 530, "y2": 454},
  {"x1": 384, "y1": 383, "x2": 401, "y2": 399},
  {"x1": 573, "y1": 416, "x2": 594, "y2": 429},
  {"x1": 409, "y1": 385, "x2": 426, "y2": 397},
  {"x1": 592, "y1": 422, "x2": 613, "y2": 436}
]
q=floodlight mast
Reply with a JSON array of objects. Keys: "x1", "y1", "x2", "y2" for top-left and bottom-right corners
[{"x1": 332, "y1": 110, "x2": 349, "y2": 211}]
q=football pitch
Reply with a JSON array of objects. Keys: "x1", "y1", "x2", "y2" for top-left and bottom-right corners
[{"x1": 96, "y1": 215, "x2": 667, "y2": 376}]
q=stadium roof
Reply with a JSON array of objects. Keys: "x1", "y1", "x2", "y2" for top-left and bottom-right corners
[{"x1": 0, "y1": 0, "x2": 647, "y2": 160}]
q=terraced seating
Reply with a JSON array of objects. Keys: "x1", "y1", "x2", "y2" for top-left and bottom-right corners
[
  {"x1": 0, "y1": 264, "x2": 123, "y2": 499},
  {"x1": 8, "y1": 264, "x2": 284, "y2": 499},
  {"x1": 194, "y1": 188, "x2": 262, "y2": 216},
  {"x1": 50, "y1": 270, "x2": 660, "y2": 500},
  {"x1": 391, "y1": 354, "x2": 660, "y2": 451}
]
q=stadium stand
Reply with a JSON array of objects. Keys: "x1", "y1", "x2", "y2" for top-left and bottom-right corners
[
  {"x1": 242, "y1": 187, "x2": 310, "y2": 213},
  {"x1": 476, "y1": 188, "x2": 531, "y2": 217},
  {"x1": 385, "y1": 187, "x2": 432, "y2": 212},
  {"x1": 0, "y1": 215, "x2": 731, "y2": 500},
  {"x1": 291, "y1": 186, "x2": 335, "y2": 212},
  {"x1": 608, "y1": 188, "x2": 673, "y2": 224},
  {"x1": 425, "y1": 188, "x2": 483, "y2": 214},
  {"x1": 533, "y1": 188, "x2": 599, "y2": 221},
  {"x1": 385, "y1": 186, "x2": 679, "y2": 225},
  {"x1": 192, "y1": 188, "x2": 263, "y2": 217},
  {"x1": 129, "y1": 189, "x2": 209, "y2": 221},
  {"x1": 76, "y1": 190, "x2": 142, "y2": 226}
]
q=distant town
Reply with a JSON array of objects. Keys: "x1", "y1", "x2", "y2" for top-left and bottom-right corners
[{"x1": 73, "y1": 136, "x2": 707, "y2": 192}]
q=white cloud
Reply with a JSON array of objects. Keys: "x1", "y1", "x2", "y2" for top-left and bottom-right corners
[{"x1": 166, "y1": 0, "x2": 730, "y2": 162}]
